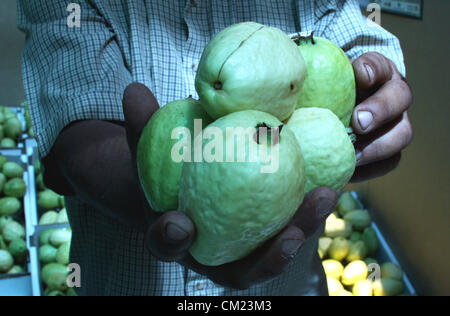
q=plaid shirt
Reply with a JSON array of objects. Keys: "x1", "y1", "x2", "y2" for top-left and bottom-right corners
[{"x1": 18, "y1": 0, "x2": 405, "y2": 296}]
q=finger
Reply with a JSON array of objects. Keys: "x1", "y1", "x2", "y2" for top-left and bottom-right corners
[
  {"x1": 290, "y1": 187, "x2": 338, "y2": 238},
  {"x1": 355, "y1": 112, "x2": 413, "y2": 166},
  {"x1": 351, "y1": 153, "x2": 402, "y2": 183},
  {"x1": 352, "y1": 77, "x2": 412, "y2": 134},
  {"x1": 122, "y1": 82, "x2": 160, "y2": 156},
  {"x1": 145, "y1": 211, "x2": 196, "y2": 262},
  {"x1": 353, "y1": 52, "x2": 395, "y2": 96}
]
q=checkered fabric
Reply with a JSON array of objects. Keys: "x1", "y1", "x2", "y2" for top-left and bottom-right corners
[{"x1": 18, "y1": 0, "x2": 405, "y2": 296}]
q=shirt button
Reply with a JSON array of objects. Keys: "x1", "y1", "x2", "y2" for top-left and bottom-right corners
[
  {"x1": 192, "y1": 64, "x2": 197, "y2": 71},
  {"x1": 195, "y1": 282, "x2": 206, "y2": 291}
]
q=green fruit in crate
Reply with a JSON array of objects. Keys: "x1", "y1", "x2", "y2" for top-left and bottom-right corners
[
  {"x1": 381, "y1": 262, "x2": 403, "y2": 281},
  {"x1": 56, "y1": 242, "x2": 70, "y2": 265},
  {"x1": 46, "y1": 290, "x2": 66, "y2": 297},
  {"x1": 179, "y1": 110, "x2": 306, "y2": 266},
  {"x1": 8, "y1": 239, "x2": 27, "y2": 263},
  {"x1": 7, "y1": 265, "x2": 24, "y2": 274},
  {"x1": 2, "y1": 162, "x2": 24, "y2": 178},
  {"x1": 2, "y1": 107, "x2": 17, "y2": 121},
  {"x1": 349, "y1": 231, "x2": 362, "y2": 243},
  {"x1": 344, "y1": 210, "x2": 371, "y2": 231},
  {"x1": 3, "y1": 178, "x2": 27, "y2": 198},
  {"x1": 4, "y1": 117, "x2": 23, "y2": 140},
  {"x1": 328, "y1": 237, "x2": 350, "y2": 262},
  {"x1": 2, "y1": 221, "x2": 25, "y2": 242},
  {"x1": 38, "y1": 190, "x2": 62, "y2": 210},
  {"x1": 362, "y1": 227, "x2": 379, "y2": 255},
  {"x1": 318, "y1": 237, "x2": 333, "y2": 259},
  {"x1": 137, "y1": 98, "x2": 213, "y2": 212},
  {"x1": 0, "y1": 155, "x2": 7, "y2": 169},
  {"x1": 39, "y1": 244, "x2": 58, "y2": 264},
  {"x1": 322, "y1": 259, "x2": 344, "y2": 279},
  {"x1": 0, "y1": 197, "x2": 21, "y2": 216},
  {"x1": 36, "y1": 174, "x2": 46, "y2": 191},
  {"x1": 39, "y1": 211, "x2": 58, "y2": 226},
  {"x1": 47, "y1": 272, "x2": 69, "y2": 292},
  {"x1": 0, "y1": 138, "x2": 16, "y2": 148},
  {"x1": 295, "y1": 35, "x2": 356, "y2": 126},
  {"x1": 0, "y1": 125, "x2": 4, "y2": 140},
  {"x1": 195, "y1": 22, "x2": 307, "y2": 121},
  {"x1": 39, "y1": 229, "x2": 55, "y2": 245},
  {"x1": 286, "y1": 108, "x2": 356, "y2": 194},
  {"x1": 336, "y1": 192, "x2": 359, "y2": 217},
  {"x1": 341, "y1": 260, "x2": 368, "y2": 286},
  {"x1": 353, "y1": 280, "x2": 373, "y2": 297},
  {"x1": 0, "y1": 173, "x2": 6, "y2": 192},
  {"x1": 0, "y1": 236, "x2": 7, "y2": 250},
  {"x1": 0, "y1": 215, "x2": 13, "y2": 233},
  {"x1": 0, "y1": 249, "x2": 14, "y2": 272},
  {"x1": 372, "y1": 278, "x2": 404, "y2": 297},
  {"x1": 41, "y1": 263, "x2": 68, "y2": 285},
  {"x1": 365, "y1": 257, "x2": 379, "y2": 267},
  {"x1": 49, "y1": 228, "x2": 72, "y2": 248},
  {"x1": 56, "y1": 208, "x2": 69, "y2": 224},
  {"x1": 65, "y1": 288, "x2": 78, "y2": 296},
  {"x1": 324, "y1": 217, "x2": 352, "y2": 238},
  {"x1": 346, "y1": 240, "x2": 368, "y2": 262}
]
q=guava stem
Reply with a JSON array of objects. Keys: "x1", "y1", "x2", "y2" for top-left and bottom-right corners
[
  {"x1": 291, "y1": 31, "x2": 316, "y2": 46},
  {"x1": 253, "y1": 123, "x2": 283, "y2": 146},
  {"x1": 347, "y1": 127, "x2": 357, "y2": 144}
]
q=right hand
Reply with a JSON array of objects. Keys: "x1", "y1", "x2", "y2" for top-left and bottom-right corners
[{"x1": 123, "y1": 82, "x2": 338, "y2": 289}]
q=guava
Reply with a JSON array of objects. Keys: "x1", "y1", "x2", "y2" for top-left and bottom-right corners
[
  {"x1": 4, "y1": 117, "x2": 23, "y2": 140},
  {"x1": 3, "y1": 178, "x2": 27, "y2": 198},
  {"x1": 137, "y1": 98, "x2": 213, "y2": 212},
  {"x1": 362, "y1": 227, "x2": 379, "y2": 255},
  {"x1": 346, "y1": 240, "x2": 368, "y2": 262},
  {"x1": 8, "y1": 238, "x2": 27, "y2": 263},
  {"x1": 0, "y1": 155, "x2": 7, "y2": 169},
  {"x1": 286, "y1": 108, "x2": 356, "y2": 194},
  {"x1": 39, "y1": 229, "x2": 55, "y2": 245},
  {"x1": 179, "y1": 110, "x2": 306, "y2": 266},
  {"x1": 0, "y1": 249, "x2": 14, "y2": 272},
  {"x1": 7, "y1": 265, "x2": 24, "y2": 275},
  {"x1": 0, "y1": 197, "x2": 21, "y2": 216},
  {"x1": 41, "y1": 263, "x2": 68, "y2": 285},
  {"x1": 0, "y1": 173, "x2": 6, "y2": 193},
  {"x1": 195, "y1": 22, "x2": 307, "y2": 121},
  {"x1": 0, "y1": 216, "x2": 13, "y2": 234},
  {"x1": 2, "y1": 162, "x2": 24, "y2": 179},
  {"x1": 56, "y1": 208, "x2": 69, "y2": 224},
  {"x1": 38, "y1": 190, "x2": 62, "y2": 210},
  {"x1": 49, "y1": 228, "x2": 72, "y2": 248},
  {"x1": 293, "y1": 34, "x2": 356, "y2": 126},
  {"x1": 0, "y1": 138, "x2": 16, "y2": 148},
  {"x1": 39, "y1": 244, "x2": 58, "y2": 264},
  {"x1": 39, "y1": 211, "x2": 59, "y2": 226},
  {"x1": 56, "y1": 242, "x2": 71, "y2": 265},
  {"x1": 336, "y1": 191, "x2": 359, "y2": 217},
  {"x1": 2, "y1": 221, "x2": 25, "y2": 243},
  {"x1": 343, "y1": 210, "x2": 371, "y2": 231}
]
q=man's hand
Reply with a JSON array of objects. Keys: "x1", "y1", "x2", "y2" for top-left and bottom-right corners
[
  {"x1": 123, "y1": 83, "x2": 338, "y2": 289},
  {"x1": 351, "y1": 52, "x2": 413, "y2": 182}
]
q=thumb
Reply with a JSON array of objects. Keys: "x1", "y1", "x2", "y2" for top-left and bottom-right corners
[
  {"x1": 145, "y1": 211, "x2": 196, "y2": 262},
  {"x1": 122, "y1": 82, "x2": 160, "y2": 157}
]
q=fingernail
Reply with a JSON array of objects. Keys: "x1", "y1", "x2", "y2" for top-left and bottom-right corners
[
  {"x1": 355, "y1": 150, "x2": 363, "y2": 165},
  {"x1": 165, "y1": 223, "x2": 189, "y2": 242},
  {"x1": 364, "y1": 63, "x2": 374, "y2": 84},
  {"x1": 357, "y1": 111, "x2": 373, "y2": 131},
  {"x1": 316, "y1": 198, "x2": 335, "y2": 219},
  {"x1": 281, "y1": 239, "x2": 304, "y2": 259}
]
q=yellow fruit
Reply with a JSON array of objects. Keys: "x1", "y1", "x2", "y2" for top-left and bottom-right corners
[
  {"x1": 353, "y1": 280, "x2": 373, "y2": 296},
  {"x1": 328, "y1": 237, "x2": 350, "y2": 262},
  {"x1": 324, "y1": 218, "x2": 352, "y2": 238},
  {"x1": 318, "y1": 237, "x2": 333, "y2": 259},
  {"x1": 322, "y1": 259, "x2": 344, "y2": 279},
  {"x1": 337, "y1": 290, "x2": 353, "y2": 297},
  {"x1": 381, "y1": 262, "x2": 403, "y2": 281},
  {"x1": 327, "y1": 277, "x2": 344, "y2": 296},
  {"x1": 342, "y1": 260, "x2": 368, "y2": 286},
  {"x1": 372, "y1": 278, "x2": 404, "y2": 296}
]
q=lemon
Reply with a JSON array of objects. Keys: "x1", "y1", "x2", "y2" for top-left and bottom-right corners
[
  {"x1": 342, "y1": 260, "x2": 368, "y2": 286},
  {"x1": 323, "y1": 259, "x2": 344, "y2": 279}
]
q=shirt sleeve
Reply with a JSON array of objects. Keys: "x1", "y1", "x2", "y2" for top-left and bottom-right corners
[
  {"x1": 17, "y1": 1, "x2": 132, "y2": 158},
  {"x1": 319, "y1": 0, "x2": 406, "y2": 77}
]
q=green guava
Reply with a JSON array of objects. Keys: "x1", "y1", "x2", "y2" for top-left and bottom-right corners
[
  {"x1": 2, "y1": 162, "x2": 24, "y2": 179},
  {"x1": 195, "y1": 22, "x2": 307, "y2": 121},
  {"x1": 8, "y1": 238, "x2": 27, "y2": 263},
  {"x1": 179, "y1": 110, "x2": 306, "y2": 266},
  {"x1": 3, "y1": 178, "x2": 27, "y2": 198},
  {"x1": 39, "y1": 244, "x2": 58, "y2": 264},
  {"x1": 56, "y1": 242, "x2": 71, "y2": 265},
  {"x1": 49, "y1": 228, "x2": 72, "y2": 248},
  {"x1": 286, "y1": 108, "x2": 356, "y2": 194},
  {"x1": 137, "y1": 98, "x2": 213, "y2": 212},
  {"x1": 294, "y1": 35, "x2": 356, "y2": 126},
  {"x1": 0, "y1": 249, "x2": 14, "y2": 272},
  {"x1": 0, "y1": 197, "x2": 21, "y2": 216},
  {"x1": 38, "y1": 190, "x2": 62, "y2": 210},
  {"x1": 2, "y1": 221, "x2": 25, "y2": 243},
  {"x1": 39, "y1": 211, "x2": 59, "y2": 226},
  {"x1": 41, "y1": 263, "x2": 68, "y2": 285}
]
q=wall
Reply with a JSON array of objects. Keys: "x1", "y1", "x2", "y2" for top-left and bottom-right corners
[
  {"x1": 0, "y1": 0, "x2": 25, "y2": 106},
  {"x1": 355, "y1": 0, "x2": 450, "y2": 295}
]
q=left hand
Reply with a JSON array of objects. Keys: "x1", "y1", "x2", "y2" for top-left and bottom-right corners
[{"x1": 350, "y1": 52, "x2": 413, "y2": 182}]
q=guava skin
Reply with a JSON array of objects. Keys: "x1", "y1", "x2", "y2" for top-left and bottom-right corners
[
  {"x1": 195, "y1": 22, "x2": 307, "y2": 122},
  {"x1": 287, "y1": 108, "x2": 356, "y2": 194},
  {"x1": 137, "y1": 98, "x2": 213, "y2": 212},
  {"x1": 296, "y1": 37, "x2": 356, "y2": 127},
  {"x1": 179, "y1": 110, "x2": 306, "y2": 266}
]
